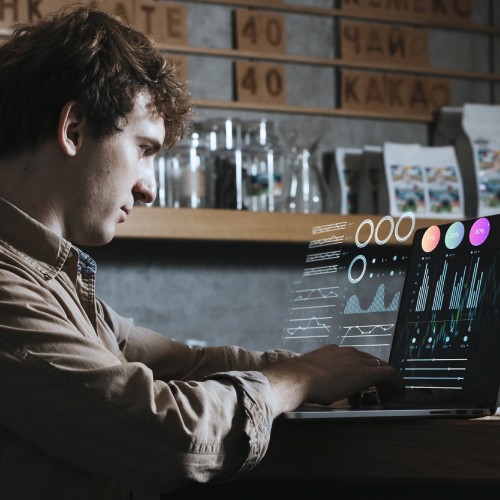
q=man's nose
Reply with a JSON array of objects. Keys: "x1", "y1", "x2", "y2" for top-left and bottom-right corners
[{"x1": 133, "y1": 168, "x2": 157, "y2": 204}]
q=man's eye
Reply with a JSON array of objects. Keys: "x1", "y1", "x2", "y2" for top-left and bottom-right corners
[{"x1": 139, "y1": 144, "x2": 161, "y2": 159}]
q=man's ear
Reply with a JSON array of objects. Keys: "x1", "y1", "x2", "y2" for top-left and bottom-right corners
[{"x1": 58, "y1": 101, "x2": 85, "y2": 157}]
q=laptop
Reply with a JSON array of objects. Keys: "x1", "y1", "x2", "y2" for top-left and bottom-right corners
[{"x1": 283, "y1": 214, "x2": 500, "y2": 420}]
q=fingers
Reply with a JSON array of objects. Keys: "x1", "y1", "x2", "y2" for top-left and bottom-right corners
[
  {"x1": 349, "y1": 369, "x2": 406, "y2": 407},
  {"x1": 347, "y1": 392, "x2": 362, "y2": 408},
  {"x1": 355, "y1": 350, "x2": 388, "y2": 369},
  {"x1": 356, "y1": 351, "x2": 406, "y2": 402},
  {"x1": 296, "y1": 344, "x2": 404, "y2": 406},
  {"x1": 345, "y1": 351, "x2": 405, "y2": 403},
  {"x1": 348, "y1": 387, "x2": 378, "y2": 408},
  {"x1": 374, "y1": 366, "x2": 406, "y2": 400}
]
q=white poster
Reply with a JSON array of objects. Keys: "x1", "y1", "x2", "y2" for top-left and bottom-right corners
[
  {"x1": 462, "y1": 104, "x2": 500, "y2": 216},
  {"x1": 384, "y1": 142, "x2": 464, "y2": 218}
]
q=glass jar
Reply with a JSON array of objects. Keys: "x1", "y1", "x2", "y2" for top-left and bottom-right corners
[
  {"x1": 162, "y1": 128, "x2": 209, "y2": 209},
  {"x1": 241, "y1": 119, "x2": 284, "y2": 212},
  {"x1": 282, "y1": 131, "x2": 329, "y2": 214},
  {"x1": 203, "y1": 118, "x2": 246, "y2": 210}
]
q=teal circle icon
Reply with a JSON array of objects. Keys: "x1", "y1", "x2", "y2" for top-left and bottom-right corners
[{"x1": 445, "y1": 222, "x2": 465, "y2": 250}]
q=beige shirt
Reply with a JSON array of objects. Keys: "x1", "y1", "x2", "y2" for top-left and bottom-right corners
[{"x1": 0, "y1": 197, "x2": 294, "y2": 499}]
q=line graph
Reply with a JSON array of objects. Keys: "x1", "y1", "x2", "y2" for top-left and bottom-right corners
[
  {"x1": 342, "y1": 324, "x2": 395, "y2": 336},
  {"x1": 292, "y1": 286, "x2": 339, "y2": 301},
  {"x1": 339, "y1": 323, "x2": 394, "y2": 349},
  {"x1": 334, "y1": 319, "x2": 396, "y2": 356},
  {"x1": 309, "y1": 234, "x2": 344, "y2": 248},
  {"x1": 285, "y1": 316, "x2": 332, "y2": 337}
]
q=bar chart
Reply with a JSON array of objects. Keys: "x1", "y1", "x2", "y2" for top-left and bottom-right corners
[{"x1": 390, "y1": 215, "x2": 500, "y2": 397}]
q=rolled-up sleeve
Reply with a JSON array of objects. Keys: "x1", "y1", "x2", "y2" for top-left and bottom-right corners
[
  {"x1": 204, "y1": 371, "x2": 276, "y2": 477},
  {"x1": 99, "y1": 299, "x2": 296, "y2": 380},
  {"x1": 0, "y1": 273, "x2": 291, "y2": 495}
]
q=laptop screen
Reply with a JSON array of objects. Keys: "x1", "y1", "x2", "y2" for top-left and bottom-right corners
[{"x1": 389, "y1": 215, "x2": 500, "y2": 410}]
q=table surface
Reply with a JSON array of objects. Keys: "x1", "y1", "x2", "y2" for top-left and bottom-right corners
[
  {"x1": 166, "y1": 416, "x2": 500, "y2": 499},
  {"x1": 247, "y1": 415, "x2": 500, "y2": 482}
]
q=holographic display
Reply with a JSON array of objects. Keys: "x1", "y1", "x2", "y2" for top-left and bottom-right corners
[{"x1": 283, "y1": 213, "x2": 415, "y2": 361}]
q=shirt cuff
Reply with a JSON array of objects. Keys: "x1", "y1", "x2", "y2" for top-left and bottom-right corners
[{"x1": 203, "y1": 370, "x2": 275, "y2": 477}]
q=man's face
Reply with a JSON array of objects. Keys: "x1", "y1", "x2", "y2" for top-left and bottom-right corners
[{"x1": 65, "y1": 93, "x2": 164, "y2": 246}]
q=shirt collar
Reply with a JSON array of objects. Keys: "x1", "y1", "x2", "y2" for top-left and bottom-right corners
[
  {"x1": 0, "y1": 196, "x2": 74, "y2": 280},
  {"x1": 73, "y1": 247, "x2": 97, "y2": 276}
]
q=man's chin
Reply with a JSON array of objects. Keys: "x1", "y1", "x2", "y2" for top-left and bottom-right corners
[{"x1": 73, "y1": 227, "x2": 115, "y2": 247}]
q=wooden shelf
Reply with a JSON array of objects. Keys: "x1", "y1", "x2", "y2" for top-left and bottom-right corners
[
  {"x1": 184, "y1": 0, "x2": 500, "y2": 35},
  {"x1": 114, "y1": 207, "x2": 447, "y2": 244},
  {"x1": 161, "y1": 44, "x2": 500, "y2": 82},
  {"x1": 194, "y1": 99, "x2": 435, "y2": 122}
]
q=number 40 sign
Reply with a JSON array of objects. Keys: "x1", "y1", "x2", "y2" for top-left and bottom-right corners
[
  {"x1": 235, "y1": 61, "x2": 287, "y2": 105},
  {"x1": 234, "y1": 10, "x2": 287, "y2": 105}
]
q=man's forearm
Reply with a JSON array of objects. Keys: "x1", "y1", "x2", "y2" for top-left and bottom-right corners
[{"x1": 261, "y1": 344, "x2": 405, "y2": 418}]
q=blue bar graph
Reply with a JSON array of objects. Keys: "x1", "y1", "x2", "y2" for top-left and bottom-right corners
[
  {"x1": 432, "y1": 261, "x2": 448, "y2": 311},
  {"x1": 416, "y1": 264, "x2": 430, "y2": 312},
  {"x1": 467, "y1": 258, "x2": 483, "y2": 309},
  {"x1": 449, "y1": 267, "x2": 466, "y2": 310}
]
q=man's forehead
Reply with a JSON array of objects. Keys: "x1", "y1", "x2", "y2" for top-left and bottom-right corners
[
  {"x1": 135, "y1": 92, "x2": 161, "y2": 120},
  {"x1": 131, "y1": 93, "x2": 165, "y2": 141}
]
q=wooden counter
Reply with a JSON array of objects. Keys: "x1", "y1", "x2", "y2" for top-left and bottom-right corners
[
  {"x1": 251, "y1": 415, "x2": 500, "y2": 482},
  {"x1": 167, "y1": 416, "x2": 500, "y2": 498}
]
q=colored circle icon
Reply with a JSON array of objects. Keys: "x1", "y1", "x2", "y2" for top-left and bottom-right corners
[
  {"x1": 421, "y1": 225, "x2": 440, "y2": 253},
  {"x1": 469, "y1": 217, "x2": 490, "y2": 246},
  {"x1": 445, "y1": 222, "x2": 465, "y2": 250}
]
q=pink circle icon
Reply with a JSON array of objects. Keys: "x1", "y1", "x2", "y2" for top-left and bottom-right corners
[
  {"x1": 421, "y1": 225, "x2": 440, "y2": 253},
  {"x1": 469, "y1": 218, "x2": 490, "y2": 246}
]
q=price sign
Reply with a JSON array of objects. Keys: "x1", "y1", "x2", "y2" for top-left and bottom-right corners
[
  {"x1": 341, "y1": 20, "x2": 429, "y2": 68},
  {"x1": 135, "y1": 0, "x2": 187, "y2": 45},
  {"x1": 89, "y1": 0, "x2": 134, "y2": 25},
  {"x1": 341, "y1": 0, "x2": 472, "y2": 26},
  {"x1": 235, "y1": 61, "x2": 286, "y2": 105},
  {"x1": 0, "y1": 0, "x2": 69, "y2": 27},
  {"x1": 235, "y1": 10, "x2": 286, "y2": 53},
  {"x1": 341, "y1": 70, "x2": 450, "y2": 117},
  {"x1": 0, "y1": 6, "x2": 19, "y2": 29}
]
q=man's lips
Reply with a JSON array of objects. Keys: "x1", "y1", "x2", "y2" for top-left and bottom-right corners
[{"x1": 119, "y1": 206, "x2": 132, "y2": 223}]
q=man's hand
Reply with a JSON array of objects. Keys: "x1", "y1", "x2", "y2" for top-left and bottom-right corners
[{"x1": 261, "y1": 344, "x2": 404, "y2": 418}]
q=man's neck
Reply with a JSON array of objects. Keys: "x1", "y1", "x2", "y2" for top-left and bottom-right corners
[{"x1": 0, "y1": 147, "x2": 63, "y2": 237}]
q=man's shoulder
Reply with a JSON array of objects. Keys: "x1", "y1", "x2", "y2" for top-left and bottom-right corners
[
  {"x1": 0, "y1": 244, "x2": 58, "y2": 309},
  {"x1": 0, "y1": 242, "x2": 45, "y2": 283}
]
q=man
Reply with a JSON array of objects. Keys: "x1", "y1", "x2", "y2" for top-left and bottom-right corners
[{"x1": 0, "y1": 6, "x2": 404, "y2": 499}]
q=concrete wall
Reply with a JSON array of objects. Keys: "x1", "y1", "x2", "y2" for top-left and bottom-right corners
[{"x1": 93, "y1": 0, "x2": 499, "y2": 352}]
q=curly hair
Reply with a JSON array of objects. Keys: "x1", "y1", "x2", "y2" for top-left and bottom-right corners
[{"x1": 0, "y1": 5, "x2": 193, "y2": 159}]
